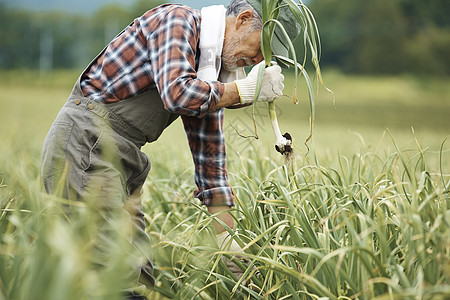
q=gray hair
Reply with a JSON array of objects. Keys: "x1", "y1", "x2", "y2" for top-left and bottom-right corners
[{"x1": 226, "y1": 0, "x2": 262, "y2": 31}]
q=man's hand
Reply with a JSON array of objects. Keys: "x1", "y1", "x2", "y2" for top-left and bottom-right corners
[
  {"x1": 234, "y1": 61, "x2": 284, "y2": 104},
  {"x1": 207, "y1": 207, "x2": 247, "y2": 279},
  {"x1": 216, "y1": 232, "x2": 247, "y2": 280}
]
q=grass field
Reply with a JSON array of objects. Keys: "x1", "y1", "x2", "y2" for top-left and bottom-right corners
[{"x1": 0, "y1": 70, "x2": 449, "y2": 299}]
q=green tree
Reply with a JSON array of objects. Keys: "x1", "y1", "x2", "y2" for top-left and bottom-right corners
[
  {"x1": 0, "y1": 0, "x2": 167, "y2": 70},
  {"x1": 356, "y1": 0, "x2": 408, "y2": 73},
  {"x1": 87, "y1": 5, "x2": 133, "y2": 56},
  {"x1": 396, "y1": 0, "x2": 450, "y2": 75},
  {"x1": 308, "y1": 0, "x2": 450, "y2": 75},
  {"x1": 0, "y1": 8, "x2": 40, "y2": 68}
]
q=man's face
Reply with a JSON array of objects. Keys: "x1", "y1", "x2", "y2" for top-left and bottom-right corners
[{"x1": 222, "y1": 25, "x2": 263, "y2": 72}]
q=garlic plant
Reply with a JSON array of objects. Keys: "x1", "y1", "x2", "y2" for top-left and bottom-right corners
[
  {"x1": 268, "y1": 101, "x2": 292, "y2": 155},
  {"x1": 253, "y1": 0, "x2": 326, "y2": 159}
]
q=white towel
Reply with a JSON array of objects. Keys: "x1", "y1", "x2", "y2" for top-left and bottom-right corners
[{"x1": 197, "y1": 5, "x2": 245, "y2": 82}]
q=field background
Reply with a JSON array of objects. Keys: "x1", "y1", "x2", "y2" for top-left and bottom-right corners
[
  {"x1": 1, "y1": 67, "x2": 449, "y2": 299},
  {"x1": 0, "y1": 70, "x2": 450, "y2": 299},
  {"x1": 1, "y1": 69, "x2": 448, "y2": 169},
  {"x1": 1, "y1": 0, "x2": 450, "y2": 298}
]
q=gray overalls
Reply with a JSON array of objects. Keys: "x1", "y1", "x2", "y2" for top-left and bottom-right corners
[{"x1": 41, "y1": 48, "x2": 179, "y2": 291}]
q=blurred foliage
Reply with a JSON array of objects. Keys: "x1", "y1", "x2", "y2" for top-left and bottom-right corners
[
  {"x1": 0, "y1": 0, "x2": 165, "y2": 70},
  {"x1": 0, "y1": 0, "x2": 449, "y2": 75},
  {"x1": 306, "y1": 0, "x2": 450, "y2": 75}
]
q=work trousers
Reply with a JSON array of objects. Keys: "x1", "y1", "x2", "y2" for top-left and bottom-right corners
[{"x1": 41, "y1": 80, "x2": 164, "y2": 292}]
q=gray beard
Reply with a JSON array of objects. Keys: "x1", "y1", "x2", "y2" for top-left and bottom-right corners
[{"x1": 221, "y1": 33, "x2": 253, "y2": 72}]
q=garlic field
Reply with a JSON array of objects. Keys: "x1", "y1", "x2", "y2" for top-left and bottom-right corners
[{"x1": 0, "y1": 70, "x2": 448, "y2": 299}]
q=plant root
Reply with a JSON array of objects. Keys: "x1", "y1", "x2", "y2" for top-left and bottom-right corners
[{"x1": 275, "y1": 132, "x2": 294, "y2": 164}]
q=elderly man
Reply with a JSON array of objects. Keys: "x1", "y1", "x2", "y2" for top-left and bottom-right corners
[{"x1": 41, "y1": 0, "x2": 298, "y2": 297}]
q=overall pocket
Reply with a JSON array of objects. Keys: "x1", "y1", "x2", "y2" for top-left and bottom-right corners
[
  {"x1": 80, "y1": 128, "x2": 104, "y2": 172},
  {"x1": 79, "y1": 119, "x2": 121, "y2": 176},
  {"x1": 41, "y1": 121, "x2": 74, "y2": 193}
]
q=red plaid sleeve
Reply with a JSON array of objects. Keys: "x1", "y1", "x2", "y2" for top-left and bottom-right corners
[
  {"x1": 147, "y1": 6, "x2": 225, "y2": 117},
  {"x1": 182, "y1": 109, "x2": 235, "y2": 207},
  {"x1": 81, "y1": 5, "x2": 234, "y2": 206}
]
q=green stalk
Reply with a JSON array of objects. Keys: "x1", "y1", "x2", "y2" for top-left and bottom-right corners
[
  {"x1": 254, "y1": 0, "x2": 330, "y2": 158},
  {"x1": 259, "y1": 8, "x2": 296, "y2": 159}
]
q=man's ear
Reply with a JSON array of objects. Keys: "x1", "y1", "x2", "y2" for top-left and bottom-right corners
[{"x1": 235, "y1": 9, "x2": 254, "y2": 29}]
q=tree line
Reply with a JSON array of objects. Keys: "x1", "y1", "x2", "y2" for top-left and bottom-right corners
[
  {"x1": 1, "y1": 0, "x2": 448, "y2": 75},
  {"x1": 307, "y1": 0, "x2": 449, "y2": 75},
  {"x1": 0, "y1": 0, "x2": 164, "y2": 71}
]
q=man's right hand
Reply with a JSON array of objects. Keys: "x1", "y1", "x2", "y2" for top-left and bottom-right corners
[
  {"x1": 234, "y1": 61, "x2": 285, "y2": 104},
  {"x1": 216, "y1": 232, "x2": 247, "y2": 280}
]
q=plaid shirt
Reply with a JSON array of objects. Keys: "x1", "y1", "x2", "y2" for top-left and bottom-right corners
[{"x1": 81, "y1": 4, "x2": 234, "y2": 206}]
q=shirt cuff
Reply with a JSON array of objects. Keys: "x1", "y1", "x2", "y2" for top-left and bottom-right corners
[
  {"x1": 207, "y1": 81, "x2": 225, "y2": 112},
  {"x1": 194, "y1": 186, "x2": 235, "y2": 207}
]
